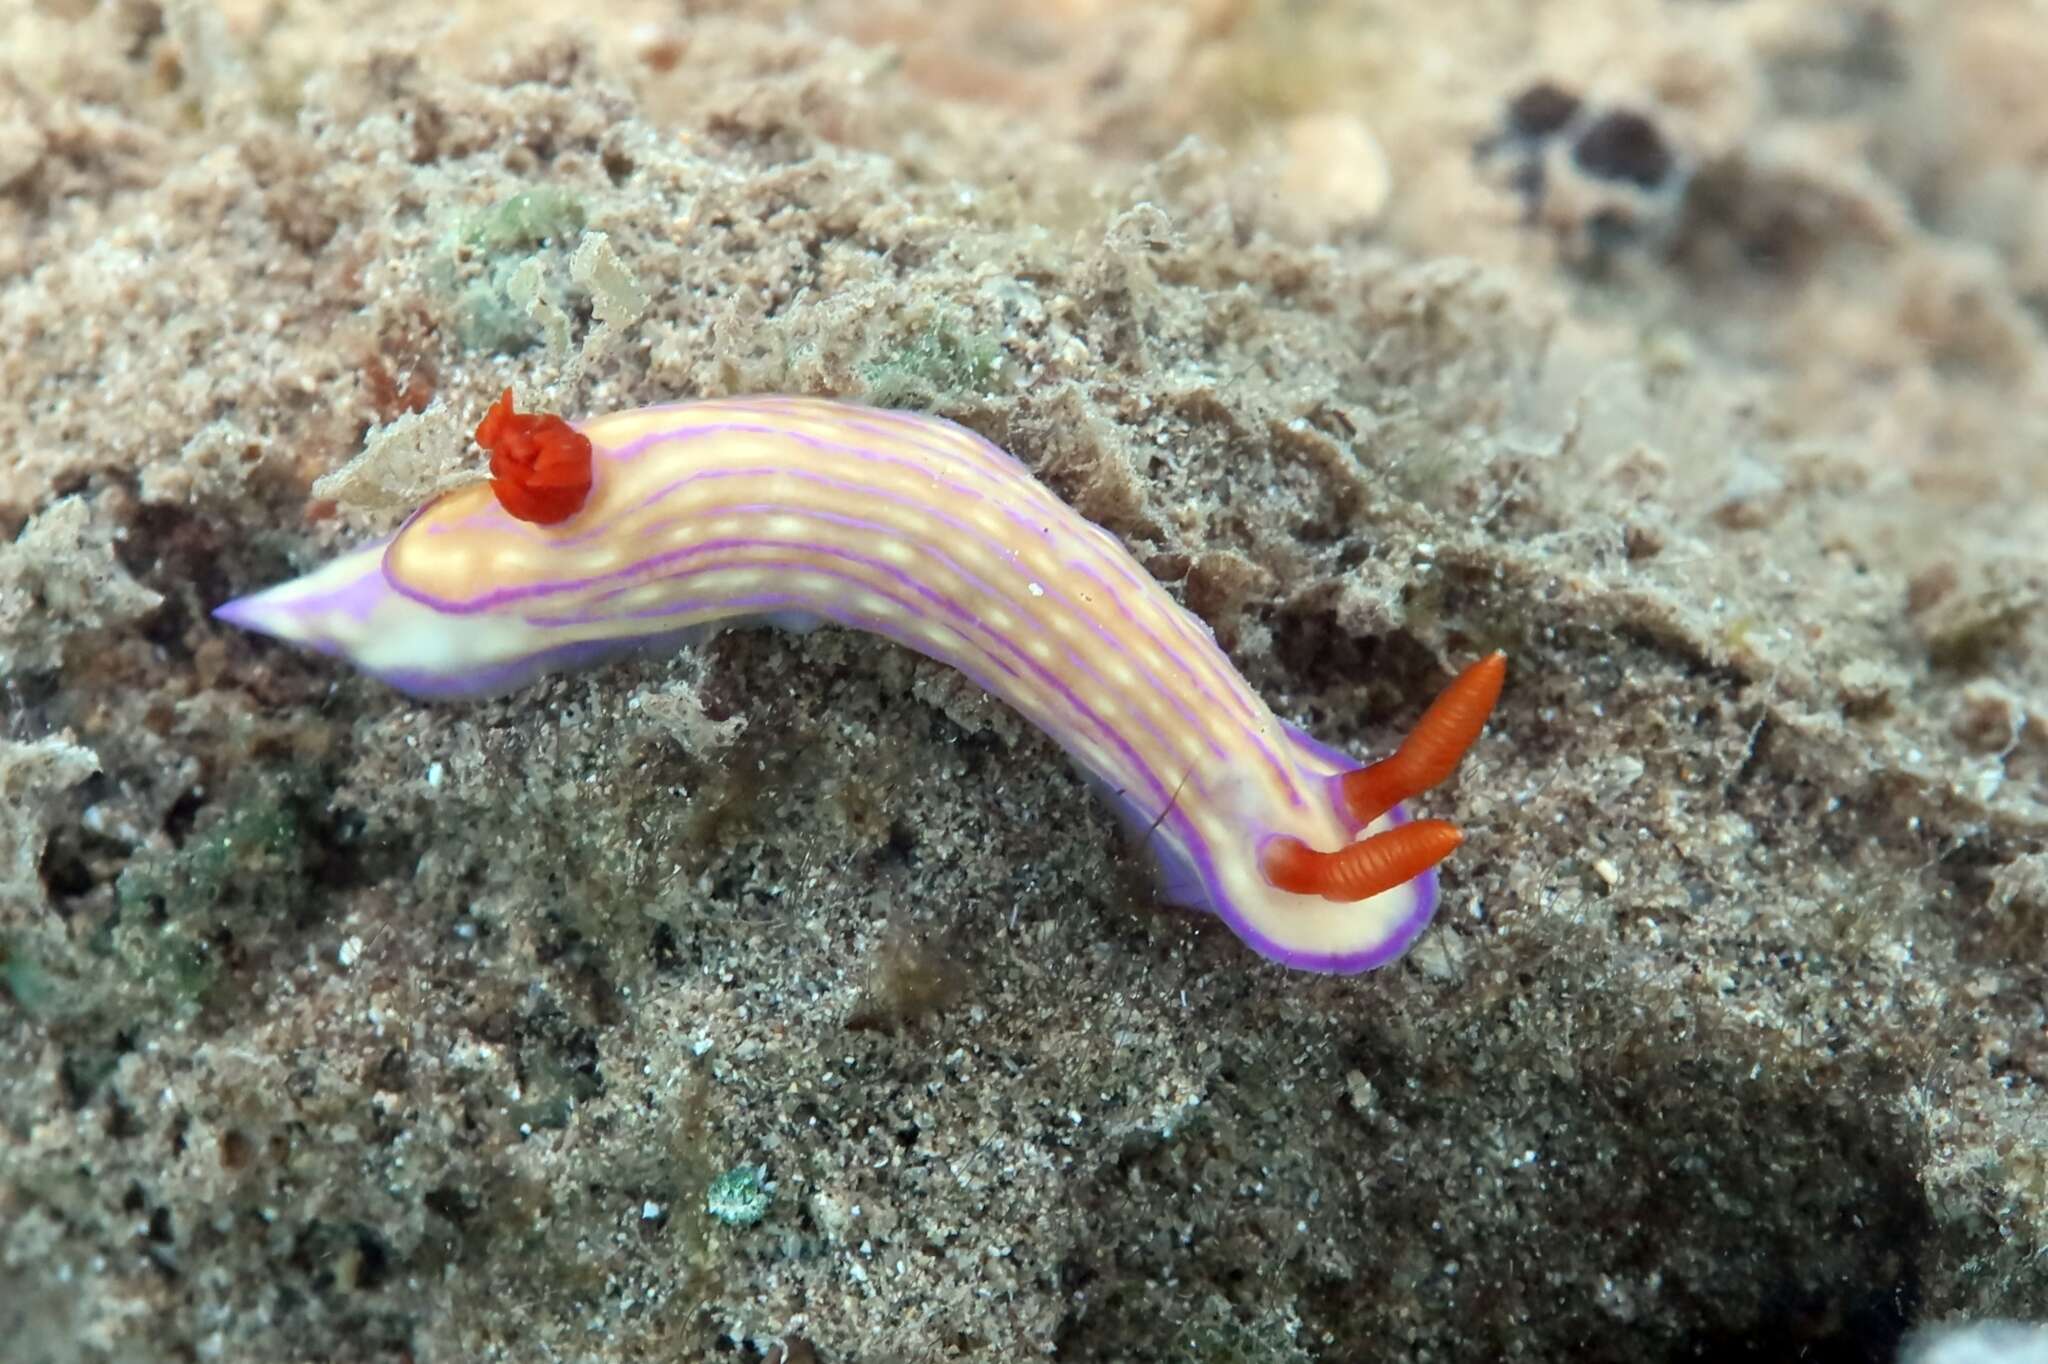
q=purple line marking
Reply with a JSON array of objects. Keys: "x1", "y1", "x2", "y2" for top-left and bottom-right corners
[
  {"x1": 1278, "y1": 718, "x2": 1358, "y2": 771},
  {"x1": 1057, "y1": 547, "x2": 1301, "y2": 806},
  {"x1": 571, "y1": 414, "x2": 1277, "y2": 783},
  {"x1": 402, "y1": 413, "x2": 1309, "y2": 807},
  {"x1": 390, "y1": 464, "x2": 1242, "y2": 773},
  {"x1": 430, "y1": 407, "x2": 1271, "y2": 777},
  {"x1": 392, "y1": 481, "x2": 1212, "y2": 768},
  {"x1": 660, "y1": 398, "x2": 1038, "y2": 484},
  {"x1": 212, "y1": 545, "x2": 395, "y2": 649},
  {"x1": 607, "y1": 423, "x2": 1064, "y2": 553}
]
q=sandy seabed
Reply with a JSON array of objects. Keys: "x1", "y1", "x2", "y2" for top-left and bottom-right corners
[{"x1": 4, "y1": 2, "x2": 2048, "y2": 1360}]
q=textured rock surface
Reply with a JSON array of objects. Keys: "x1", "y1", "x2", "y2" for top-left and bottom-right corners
[{"x1": 4, "y1": 2, "x2": 2045, "y2": 1360}]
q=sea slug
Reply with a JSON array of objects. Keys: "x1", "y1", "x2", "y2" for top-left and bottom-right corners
[{"x1": 217, "y1": 392, "x2": 1504, "y2": 972}]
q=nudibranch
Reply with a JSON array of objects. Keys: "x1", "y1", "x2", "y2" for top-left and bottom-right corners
[{"x1": 216, "y1": 391, "x2": 1505, "y2": 973}]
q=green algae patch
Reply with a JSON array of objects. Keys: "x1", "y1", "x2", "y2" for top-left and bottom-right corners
[
  {"x1": 114, "y1": 787, "x2": 308, "y2": 920},
  {"x1": 706, "y1": 1163, "x2": 770, "y2": 1227},
  {"x1": 1171, "y1": 1295, "x2": 1314, "y2": 1364},
  {"x1": 430, "y1": 188, "x2": 591, "y2": 355},
  {"x1": 0, "y1": 936, "x2": 58, "y2": 1017},
  {"x1": 859, "y1": 312, "x2": 1009, "y2": 409},
  {"x1": 453, "y1": 187, "x2": 588, "y2": 255},
  {"x1": 106, "y1": 771, "x2": 325, "y2": 1016}
]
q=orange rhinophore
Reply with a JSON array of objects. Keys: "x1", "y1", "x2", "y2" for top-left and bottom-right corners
[
  {"x1": 1260, "y1": 652, "x2": 1506, "y2": 903},
  {"x1": 1263, "y1": 819, "x2": 1467, "y2": 903},
  {"x1": 475, "y1": 387, "x2": 595, "y2": 525},
  {"x1": 1340, "y1": 651, "x2": 1508, "y2": 828}
]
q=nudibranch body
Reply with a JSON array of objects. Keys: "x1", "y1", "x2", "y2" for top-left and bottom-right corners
[{"x1": 217, "y1": 394, "x2": 1503, "y2": 973}]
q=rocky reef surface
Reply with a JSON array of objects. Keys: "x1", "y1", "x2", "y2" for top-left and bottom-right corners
[{"x1": 4, "y1": 2, "x2": 2046, "y2": 1360}]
